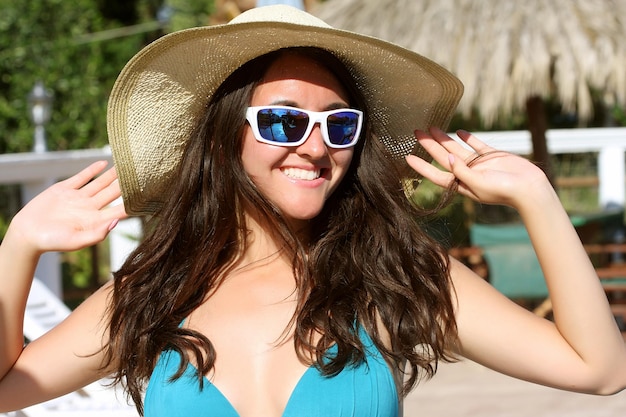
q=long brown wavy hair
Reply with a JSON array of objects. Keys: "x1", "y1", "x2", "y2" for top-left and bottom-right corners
[{"x1": 103, "y1": 47, "x2": 458, "y2": 415}]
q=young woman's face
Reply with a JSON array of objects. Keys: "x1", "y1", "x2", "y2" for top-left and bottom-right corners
[{"x1": 242, "y1": 53, "x2": 355, "y2": 226}]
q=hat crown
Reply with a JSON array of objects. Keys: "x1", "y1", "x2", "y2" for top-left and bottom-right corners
[{"x1": 229, "y1": 5, "x2": 331, "y2": 29}]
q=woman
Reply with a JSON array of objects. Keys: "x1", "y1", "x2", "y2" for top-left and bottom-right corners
[{"x1": 1, "y1": 5, "x2": 625, "y2": 417}]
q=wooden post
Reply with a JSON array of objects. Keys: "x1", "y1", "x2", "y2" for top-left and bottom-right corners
[{"x1": 526, "y1": 96, "x2": 557, "y2": 188}]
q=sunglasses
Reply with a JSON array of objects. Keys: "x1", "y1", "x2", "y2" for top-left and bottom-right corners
[{"x1": 246, "y1": 106, "x2": 363, "y2": 148}]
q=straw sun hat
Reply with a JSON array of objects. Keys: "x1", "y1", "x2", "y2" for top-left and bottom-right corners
[{"x1": 107, "y1": 4, "x2": 463, "y2": 215}]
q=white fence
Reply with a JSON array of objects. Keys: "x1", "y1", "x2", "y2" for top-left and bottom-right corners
[
  {"x1": 1, "y1": 128, "x2": 625, "y2": 297},
  {"x1": 457, "y1": 127, "x2": 626, "y2": 207}
]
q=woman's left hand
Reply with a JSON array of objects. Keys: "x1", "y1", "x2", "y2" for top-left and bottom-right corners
[{"x1": 406, "y1": 128, "x2": 550, "y2": 208}]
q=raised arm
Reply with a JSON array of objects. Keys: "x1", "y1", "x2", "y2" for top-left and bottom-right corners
[
  {"x1": 0, "y1": 161, "x2": 127, "y2": 411},
  {"x1": 407, "y1": 128, "x2": 626, "y2": 395}
]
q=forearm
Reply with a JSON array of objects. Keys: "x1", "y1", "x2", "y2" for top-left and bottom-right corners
[
  {"x1": 0, "y1": 223, "x2": 41, "y2": 379},
  {"x1": 516, "y1": 181, "x2": 626, "y2": 391}
]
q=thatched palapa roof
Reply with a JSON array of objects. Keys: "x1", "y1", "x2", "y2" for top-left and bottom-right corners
[{"x1": 313, "y1": 0, "x2": 626, "y2": 126}]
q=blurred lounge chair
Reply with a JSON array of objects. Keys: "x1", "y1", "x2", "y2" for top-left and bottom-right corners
[{"x1": 469, "y1": 223, "x2": 551, "y2": 315}]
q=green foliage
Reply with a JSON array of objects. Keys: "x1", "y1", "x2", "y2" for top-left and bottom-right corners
[
  {"x1": 554, "y1": 152, "x2": 600, "y2": 214},
  {"x1": 0, "y1": 215, "x2": 8, "y2": 239},
  {"x1": 164, "y1": 0, "x2": 215, "y2": 32},
  {"x1": 411, "y1": 179, "x2": 470, "y2": 247},
  {"x1": 0, "y1": 0, "x2": 160, "y2": 153},
  {"x1": 0, "y1": 184, "x2": 20, "y2": 239},
  {"x1": 0, "y1": 0, "x2": 219, "y2": 154},
  {"x1": 612, "y1": 104, "x2": 626, "y2": 126},
  {"x1": 0, "y1": 0, "x2": 220, "y2": 300}
]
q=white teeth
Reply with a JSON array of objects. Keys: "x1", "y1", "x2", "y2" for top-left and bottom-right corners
[{"x1": 282, "y1": 167, "x2": 321, "y2": 180}]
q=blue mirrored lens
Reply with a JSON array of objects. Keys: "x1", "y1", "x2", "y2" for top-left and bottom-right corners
[
  {"x1": 327, "y1": 111, "x2": 359, "y2": 145},
  {"x1": 256, "y1": 109, "x2": 308, "y2": 143}
]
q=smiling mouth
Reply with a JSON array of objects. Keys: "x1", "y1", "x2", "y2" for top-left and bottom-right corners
[{"x1": 282, "y1": 167, "x2": 322, "y2": 180}]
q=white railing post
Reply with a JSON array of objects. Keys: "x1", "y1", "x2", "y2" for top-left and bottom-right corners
[
  {"x1": 598, "y1": 146, "x2": 626, "y2": 208},
  {"x1": 108, "y1": 216, "x2": 142, "y2": 274},
  {"x1": 21, "y1": 179, "x2": 62, "y2": 297}
]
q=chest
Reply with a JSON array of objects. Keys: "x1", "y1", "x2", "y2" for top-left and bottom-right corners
[
  {"x1": 148, "y1": 267, "x2": 400, "y2": 417},
  {"x1": 145, "y1": 332, "x2": 400, "y2": 417},
  {"x1": 183, "y1": 267, "x2": 306, "y2": 415}
]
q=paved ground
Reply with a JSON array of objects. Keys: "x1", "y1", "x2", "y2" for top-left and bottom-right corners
[{"x1": 404, "y1": 359, "x2": 626, "y2": 417}]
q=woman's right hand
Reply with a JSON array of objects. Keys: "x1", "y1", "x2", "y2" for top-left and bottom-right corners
[{"x1": 6, "y1": 160, "x2": 128, "y2": 255}]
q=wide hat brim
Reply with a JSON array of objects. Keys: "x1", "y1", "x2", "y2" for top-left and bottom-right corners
[{"x1": 107, "y1": 5, "x2": 464, "y2": 215}]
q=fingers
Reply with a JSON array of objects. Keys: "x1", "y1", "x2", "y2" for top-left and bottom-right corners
[
  {"x1": 456, "y1": 130, "x2": 492, "y2": 155},
  {"x1": 446, "y1": 153, "x2": 480, "y2": 201},
  {"x1": 405, "y1": 154, "x2": 456, "y2": 189},
  {"x1": 106, "y1": 201, "x2": 128, "y2": 223},
  {"x1": 414, "y1": 128, "x2": 455, "y2": 171},
  {"x1": 62, "y1": 163, "x2": 129, "y2": 235},
  {"x1": 410, "y1": 128, "x2": 489, "y2": 199},
  {"x1": 81, "y1": 165, "x2": 118, "y2": 197},
  {"x1": 62, "y1": 161, "x2": 119, "y2": 196},
  {"x1": 91, "y1": 174, "x2": 123, "y2": 210},
  {"x1": 415, "y1": 127, "x2": 496, "y2": 167},
  {"x1": 70, "y1": 200, "x2": 128, "y2": 248},
  {"x1": 60, "y1": 162, "x2": 125, "y2": 210},
  {"x1": 63, "y1": 161, "x2": 109, "y2": 190}
]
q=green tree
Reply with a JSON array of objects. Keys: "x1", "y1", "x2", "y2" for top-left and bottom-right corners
[
  {"x1": 163, "y1": 0, "x2": 215, "y2": 31},
  {"x1": 0, "y1": 0, "x2": 162, "y2": 153}
]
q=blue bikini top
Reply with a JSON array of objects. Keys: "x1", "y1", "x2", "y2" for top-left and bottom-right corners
[{"x1": 144, "y1": 326, "x2": 399, "y2": 417}]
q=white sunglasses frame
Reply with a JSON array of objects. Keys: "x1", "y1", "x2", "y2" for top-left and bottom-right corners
[{"x1": 245, "y1": 106, "x2": 363, "y2": 149}]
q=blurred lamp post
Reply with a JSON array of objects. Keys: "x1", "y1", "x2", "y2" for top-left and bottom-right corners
[{"x1": 28, "y1": 81, "x2": 53, "y2": 153}]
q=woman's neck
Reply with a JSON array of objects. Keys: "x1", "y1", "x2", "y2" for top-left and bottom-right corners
[{"x1": 237, "y1": 212, "x2": 291, "y2": 267}]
